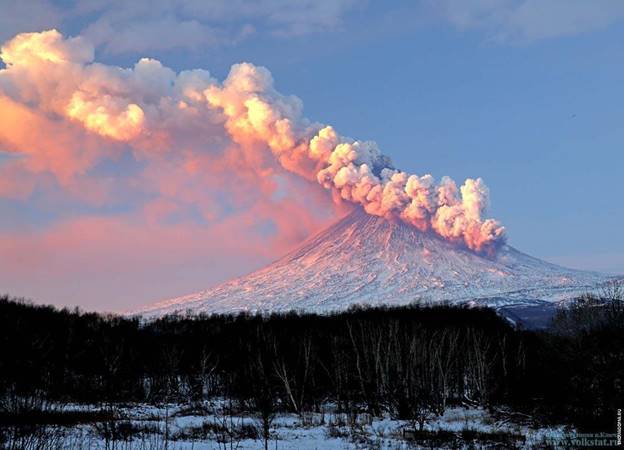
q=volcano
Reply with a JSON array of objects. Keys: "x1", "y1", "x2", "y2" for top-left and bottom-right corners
[{"x1": 137, "y1": 208, "x2": 614, "y2": 321}]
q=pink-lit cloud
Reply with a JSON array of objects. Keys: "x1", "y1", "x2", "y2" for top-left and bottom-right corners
[
  {"x1": 0, "y1": 29, "x2": 504, "y2": 310},
  {"x1": 0, "y1": 214, "x2": 282, "y2": 312}
]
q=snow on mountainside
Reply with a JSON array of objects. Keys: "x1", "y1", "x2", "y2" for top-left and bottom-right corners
[{"x1": 136, "y1": 208, "x2": 614, "y2": 318}]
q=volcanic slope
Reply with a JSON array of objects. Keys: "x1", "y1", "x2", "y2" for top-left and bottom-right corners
[{"x1": 137, "y1": 208, "x2": 612, "y2": 317}]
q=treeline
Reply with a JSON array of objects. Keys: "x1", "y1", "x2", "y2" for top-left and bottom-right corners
[{"x1": 0, "y1": 291, "x2": 623, "y2": 434}]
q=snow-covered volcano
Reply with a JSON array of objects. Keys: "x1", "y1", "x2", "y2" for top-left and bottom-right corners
[{"x1": 137, "y1": 208, "x2": 614, "y2": 318}]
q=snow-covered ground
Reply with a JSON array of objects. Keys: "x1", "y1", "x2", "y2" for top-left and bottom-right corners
[{"x1": 7, "y1": 402, "x2": 572, "y2": 449}]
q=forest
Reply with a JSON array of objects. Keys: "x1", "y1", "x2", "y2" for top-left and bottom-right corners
[{"x1": 1, "y1": 287, "x2": 623, "y2": 448}]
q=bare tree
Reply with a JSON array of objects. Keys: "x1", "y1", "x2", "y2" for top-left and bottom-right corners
[
  {"x1": 464, "y1": 328, "x2": 493, "y2": 405},
  {"x1": 212, "y1": 390, "x2": 244, "y2": 450},
  {"x1": 272, "y1": 333, "x2": 312, "y2": 415},
  {"x1": 247, "y1": 327, "x2": 276, "y2": 450}
]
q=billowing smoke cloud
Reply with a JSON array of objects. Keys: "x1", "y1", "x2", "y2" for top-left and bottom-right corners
[
  {"x1": 0, "y1": 29, "x2": 505, "y2": 253},
  {"x1": 202, "y1": 58, "x2": 506, "y2": 253}
]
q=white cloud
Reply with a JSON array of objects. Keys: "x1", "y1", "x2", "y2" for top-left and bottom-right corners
[
  {"x1": 4, "y1": 0, "x2": 620, "y2": 55},
  {"x1": 432, "y1": 0, "x2": 624, "y2": 42},
  {"x1": 1, "y1": 0, "x2": 358, "y2": 55},
  {"x1": 0, "y1": 0, "x2": 63, "y2": 42}
]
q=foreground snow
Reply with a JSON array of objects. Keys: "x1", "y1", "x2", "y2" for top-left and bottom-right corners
[
  {"x1": 135, "y1": 209, "x2": 614, "y2": 318},
  {"x1": 15, "y1": 403, "x2": 572, "y2": 449}
]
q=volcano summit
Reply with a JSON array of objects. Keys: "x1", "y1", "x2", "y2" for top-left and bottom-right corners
[{"x1": 137, "y1": 209, "x2": 613, "y2": 319}]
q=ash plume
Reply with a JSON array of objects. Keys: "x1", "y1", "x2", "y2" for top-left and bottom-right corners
[{"x1": 0, "y1": 29, "x2": 505, "y2": 253}]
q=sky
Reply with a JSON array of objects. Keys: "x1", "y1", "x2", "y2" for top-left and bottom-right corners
[{"x1": 1, "y1": 0, "x2": 623, "y2": 312}]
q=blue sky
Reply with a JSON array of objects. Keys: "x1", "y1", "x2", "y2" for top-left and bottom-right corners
[
  {"x1": 224, "y1": 2, "x2": 624, "y2": 273},
  {"x1": 94, "y1": 0, "x2": 624, "y2": 272},
  {"x1": 1, "y1": 0, "x2": 623, "y2": 310}
]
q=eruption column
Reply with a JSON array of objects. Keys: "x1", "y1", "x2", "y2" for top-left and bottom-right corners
[{"x1": 0, "y1": 30, "x2": 506, "y2": 253}]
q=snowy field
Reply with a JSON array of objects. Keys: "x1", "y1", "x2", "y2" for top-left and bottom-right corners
[{"x1": 4, "y1": 402, "x2": 572, "y2": 449}]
